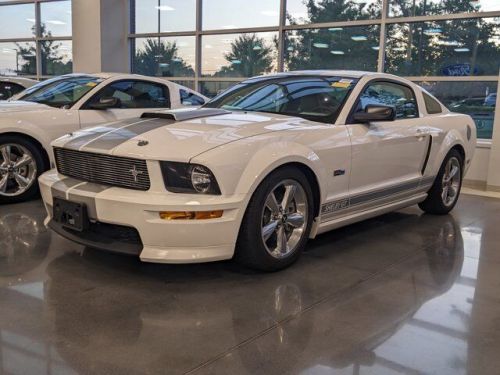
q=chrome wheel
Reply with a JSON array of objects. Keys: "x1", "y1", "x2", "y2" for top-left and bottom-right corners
[
  {"x1": 441, "y1": 156, "x2": 461, "y2": 207},
  {"x1": 0, "y1": 143, "x2": 37, "y2": 197},
  {"x1": 261, "y1": 179, "x2": 308, "y2": 259}
]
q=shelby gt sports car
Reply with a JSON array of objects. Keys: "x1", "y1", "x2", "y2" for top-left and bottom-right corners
[
  {"x1": 39, "y1": 71, "x2": 476, "y2": 270},
  {"x1": 0, "y1": 73, "x2": 207, "y2": 203}
]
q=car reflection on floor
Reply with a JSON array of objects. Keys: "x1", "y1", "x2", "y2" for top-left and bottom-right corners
[{"x1": 0, "y1": 196, "x2": 496, "y2": 374}]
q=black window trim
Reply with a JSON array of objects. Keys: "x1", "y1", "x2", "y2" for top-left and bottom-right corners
[
  {"x1": 346, "y1": 78, "x2": 420, "y2": 124},
  {"x1": 80, "y1": 79, "x2": 171, "y2": 110}
]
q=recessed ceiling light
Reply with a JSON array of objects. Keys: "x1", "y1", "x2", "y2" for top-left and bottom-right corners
[
  {"x1": 437, "y1": 40, "x2": 461, "y2": 46},
  {"x1": 313, "y1": 42, "x2": 329, "y2": 48},
  {"x1": 155, "y1": 5, "x2": 174, "y2": 11},
  {"x1": 423, "y1": 28, "x2": 442, "y2": 35},
  {"x1": 351, "y1": 35, "x2": 367, "y2": 41}
]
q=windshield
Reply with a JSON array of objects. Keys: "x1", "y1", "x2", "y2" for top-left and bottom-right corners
[
  {"x1": 204, "y1": 76, "x2": 357, "y2": 123},
  {"x1": 18, "y1": 75, "x2": 103, "y2": 108}
]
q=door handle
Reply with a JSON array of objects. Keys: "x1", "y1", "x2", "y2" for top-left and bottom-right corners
[{"x1": 415, "y1": 128, "x2": 430, "y2": 139}]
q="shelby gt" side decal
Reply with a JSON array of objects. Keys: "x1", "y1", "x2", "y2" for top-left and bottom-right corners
[{"x1": 321, "y1": 175, "x2": 436, "y2": 217}]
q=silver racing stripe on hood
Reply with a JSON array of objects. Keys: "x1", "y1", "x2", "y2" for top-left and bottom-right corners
[
  {"x1": 81, "y1": 117, "x2": 176, "y2": 152},
  {"x1": 61, "y1": 117, "x2": 157, "y2": 150}
]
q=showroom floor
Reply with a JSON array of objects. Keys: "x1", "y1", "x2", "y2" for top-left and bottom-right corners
[{"x1": 0, "y1": 194, "x2": 499, "y2": 375}]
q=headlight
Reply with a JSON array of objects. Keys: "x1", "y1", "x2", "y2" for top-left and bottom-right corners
[{"x1": 160, "y1": 161, "x2": 221, "y2": 195}]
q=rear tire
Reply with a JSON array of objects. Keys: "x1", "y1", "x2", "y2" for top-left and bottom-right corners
[
  {"x1": 235, "y1": 167, "x2": 315, "y2": 271},
  {"x1": 0, "y1": 135, "x2": 47, "y2": 204},
  {"x1": 418, "y1": 149, "x2": 463, "y2": 215}
]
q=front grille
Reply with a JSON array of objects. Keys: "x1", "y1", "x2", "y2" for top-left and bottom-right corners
[{"x1": 54, "y1": 147, "x2": 150, "y2": 191}]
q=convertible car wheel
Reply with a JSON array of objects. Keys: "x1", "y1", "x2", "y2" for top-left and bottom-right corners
[
  {"x1": 0, "y1": 136, "x2": 46, "y2": 204},
  {"x1": 236, "y1": 167, "x2": 314, "y2": 271},
  {"x1": 419, "y1": 149, "x2": 463, "y2": 215}
]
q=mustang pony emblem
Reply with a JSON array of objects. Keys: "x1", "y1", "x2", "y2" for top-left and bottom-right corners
[{"x1": 129, "y1": 165, "x2": 143, "y2": 182}]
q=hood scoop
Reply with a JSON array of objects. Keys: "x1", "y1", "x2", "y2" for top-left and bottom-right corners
[{"x1": 141, "y1": 108, "x2": 230, "y2": 121}]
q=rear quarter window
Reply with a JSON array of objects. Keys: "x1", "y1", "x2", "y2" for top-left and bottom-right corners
[{"x1": 423, "y1": 92, "x2": 443, "y2": 114}]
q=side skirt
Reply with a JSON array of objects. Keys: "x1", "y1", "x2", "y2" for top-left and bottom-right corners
[{"x1": 309, "y1": 193, "x2": 427, "y2": 238}]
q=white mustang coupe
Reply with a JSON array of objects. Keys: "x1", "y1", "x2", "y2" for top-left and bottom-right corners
[
  {"x1": 0, "y1": 73, "x2": 207, "y2": 203},
  {"x1": 39, "y1": 71, "x2": 476, "y2": 271}
]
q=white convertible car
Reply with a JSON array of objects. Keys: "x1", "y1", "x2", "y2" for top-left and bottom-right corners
[
  {"x1": 0, "y1": 73, "x2": 207, "y2": 203},
  {"x1": 39, "y1": 71, "x2": 476, "y2": 271}
]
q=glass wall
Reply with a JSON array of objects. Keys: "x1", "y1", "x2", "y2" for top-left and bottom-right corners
[
  {"x1": 129, "y1": 0, "x2": 500, "y2": 140},
  {"x1": 0, "y1": 0, "x2": 72, "y2": 79}
]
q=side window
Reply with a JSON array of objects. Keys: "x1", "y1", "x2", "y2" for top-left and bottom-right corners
[
  {"x1": 86, "y1": 80, "x2": 170, "y2": 109},
  {"x1": 0, "y1": 82, "x2": 24, "y2": 100},
  {"x1": 423, "y1": 92, "x2": 443, "y2": 114},
  {"x1": 180, "y1": 89, "x2": 205, "y2": 106},
  {"x1": 356, "y1": 81, "x2": 418, "y2": 119}
]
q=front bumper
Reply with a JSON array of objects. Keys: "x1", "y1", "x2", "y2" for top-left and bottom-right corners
[{"x1": 39, "y1": 169, "x2": 247, "y2": 263}]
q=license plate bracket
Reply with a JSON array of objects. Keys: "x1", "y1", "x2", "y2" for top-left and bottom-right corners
[{"x1": 53, "y1": 197, "x2": 89, "y2": 232}]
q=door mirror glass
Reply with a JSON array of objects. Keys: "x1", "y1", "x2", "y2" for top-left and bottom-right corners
[
  {"x1": 89, "y1": 97, "x2": 121, "y2": 110},
  {"x1": 353, "y1": 104, "x2": 396, "y2": 123}
]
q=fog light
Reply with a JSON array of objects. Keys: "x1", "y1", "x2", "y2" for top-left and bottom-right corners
[{"x1": 159, "y1": 210, "x2": 223, "y2": 220}]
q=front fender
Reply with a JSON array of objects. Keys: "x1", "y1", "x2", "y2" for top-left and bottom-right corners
[
  {"x1": 192, "y1": 136, "x2": 327, "y2": 200},
  {"x1": 0, "y1": 125, "x2": 54, "y2": 163}
]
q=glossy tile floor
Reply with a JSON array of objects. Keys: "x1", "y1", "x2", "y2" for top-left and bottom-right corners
[{"x1": 0, "y1": 194, "x2": 499, "y2": 375}]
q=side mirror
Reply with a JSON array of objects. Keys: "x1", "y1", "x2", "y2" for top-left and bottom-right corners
[
  {"x1": 352, "y1": 104, "x2": 396, "y2": 123},
  {"x1": 88, "y1": 97, "x2": 121, "y2": 110}
]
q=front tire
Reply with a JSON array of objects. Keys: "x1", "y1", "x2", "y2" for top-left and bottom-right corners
[
  {"x1": 235, "y1": 167, "x2": 314, "y2": 271},
  {"x1": 419, "y1": 149, "x2": 463, "y2": 215},
  {"x1": 0, "y1": 136, "x2": 47, "y2": 204}
]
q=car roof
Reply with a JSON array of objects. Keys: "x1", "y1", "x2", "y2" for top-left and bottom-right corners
[
  {"x1": 0, "y1": 76, "x2": 38, "y2": 84},
  {"x1": 281, "y1": 70, "x2": 375, "y2": 78},
  {"x1": 246, "y1": 70, "x2": 376, "y2": 81}
]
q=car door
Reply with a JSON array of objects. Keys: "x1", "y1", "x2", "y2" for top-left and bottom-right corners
[
  {"x1": 347, "y1": 80, "x2": 430, "y2": 204},
  {"x1": 77, "y1": 80, "x2": 171, "y2": 128}
]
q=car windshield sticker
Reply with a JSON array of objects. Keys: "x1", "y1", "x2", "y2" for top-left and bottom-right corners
[{"x1": 331, "y1": 79, "x2": 353, "y2": 89}]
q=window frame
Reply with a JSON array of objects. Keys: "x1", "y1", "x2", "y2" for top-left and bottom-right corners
[
  {"x1": 81, "y1": 79, "x2": 172, "y2": 110},
  {"x1": 347, "y1": 79, "x2": 420, "y2": 124}
]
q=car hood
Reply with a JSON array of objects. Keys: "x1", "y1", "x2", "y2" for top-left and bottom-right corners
[
  {"x1": 0, "y1": 100, "x2": 52, "y2": 113},
  {"x1": 53, "y1": 108, "x2": 314, "y2": 162}
]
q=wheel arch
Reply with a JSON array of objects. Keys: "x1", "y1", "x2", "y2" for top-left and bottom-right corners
[
  {"x1": 0, "y1": 132, "x2": 51, "y2": 170},
  {"x1": 257, "y1": 161, "x2": 322, "y2": 219},
  {"x1": 450, "y1": 144, "x2": 465, "y2": 166}
]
